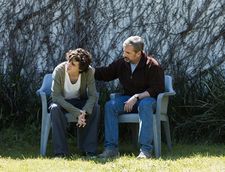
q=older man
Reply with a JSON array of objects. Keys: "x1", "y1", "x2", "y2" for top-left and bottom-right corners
[{"x1": 95, "y1": 36, "x2": 164, "y2": 158}]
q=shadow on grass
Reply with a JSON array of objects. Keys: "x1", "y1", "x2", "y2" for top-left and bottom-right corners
[
  {"x1": 0, "y1": 141, "x2": 225, "y2": 163},
  {"x1": 1, "y1": 127, "x2": 224, "y2": 162}
]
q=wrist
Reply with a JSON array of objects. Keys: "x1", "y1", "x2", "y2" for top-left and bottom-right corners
[
  {"x1": 80, "y1": 110, "x2": 86, "y2": 114},
  {"x1": 134, "y1": 94, "x2": 140, "y2": 101}
]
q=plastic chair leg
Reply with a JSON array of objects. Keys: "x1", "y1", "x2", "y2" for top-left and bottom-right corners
[
  {"x1": 153, "y1": 116, "x2": 160, "y2": 158},
  {"x1": 163, "y1": 117, "x2": 172, "y2": 150},
  {"x1": 40, "y1": 114, "x2": 51, "y2": 156}
]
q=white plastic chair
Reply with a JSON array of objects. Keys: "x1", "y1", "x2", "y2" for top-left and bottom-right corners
[
  {"x1": 36, "y1": 73, "x2": 99, "y2": 156},
  {"x1": 110, "y1": 75, "x2": 176, "y2": 158}
]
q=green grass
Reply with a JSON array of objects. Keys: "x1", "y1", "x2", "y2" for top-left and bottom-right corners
[{"x1": 0, "y1": 128, "x2": 225, "y2": 172}]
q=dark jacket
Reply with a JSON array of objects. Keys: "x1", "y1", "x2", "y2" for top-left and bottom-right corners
[{"x1": 95, "y1": 52, "x2": 164, "y2": 98}]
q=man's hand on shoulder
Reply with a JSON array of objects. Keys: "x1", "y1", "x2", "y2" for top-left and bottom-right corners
[
  {"x1": 91, "y1": 67, "x2": 95, "y2": 75},
  {"x1": 146, "y1": 55, "x2": 159, "y2": 68}
]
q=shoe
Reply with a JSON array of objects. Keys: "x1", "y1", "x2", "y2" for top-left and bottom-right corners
[
  {"x1": 85, "y1": 152, "x2": 97, "y2": 158},
  {"x1": 137, "y1": 151, "x2": 151, "y2": 159},
  {"x1": 98, "y1": 149, "x2": 120, "y2": 158}
]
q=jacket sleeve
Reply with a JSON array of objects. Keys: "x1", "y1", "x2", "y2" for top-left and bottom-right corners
[
  {"x1": 94, "y1": 60, "x2": 120, "y2": 81},
  {"x1": 82, "y1": 67, "x2": 97, "y2": 115},
  {"x1": 51, "y1": 66, "x2": 81, "y2": 118}
]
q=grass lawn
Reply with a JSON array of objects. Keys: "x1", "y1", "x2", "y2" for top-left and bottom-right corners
[{"x1": 0, "y1": 128, "x2": 225, "y2": 172}]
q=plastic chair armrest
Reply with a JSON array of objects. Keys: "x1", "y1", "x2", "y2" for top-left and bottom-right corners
[
  {"x1": 38, "y1": 91, "x2": 48, "y2": 116},
  {"x1": 155, "y1": 91, "x2": 175, "y2": 115}
]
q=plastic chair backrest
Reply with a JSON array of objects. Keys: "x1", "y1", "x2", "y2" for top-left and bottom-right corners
[
  {"x1": 165, "y1": 75, "x2": 174, "y2": 92},
  {"x1": 37, "y1": 74, "x2": 53, "y2": 96}
]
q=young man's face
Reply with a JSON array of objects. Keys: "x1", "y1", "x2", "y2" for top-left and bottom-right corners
[
  {"x1": 123, "y1": 45, "x2": 141, "y2": 64},
  {"x1": 66, "y1": 59, "x2": 80, "y2": 74}
]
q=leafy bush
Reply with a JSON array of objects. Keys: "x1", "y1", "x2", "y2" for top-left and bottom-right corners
[
  {"x1": 171, "y1": 68, "x2": 225, "y2": 143},
  {"x1": 0, "y1": 70, "x2": 40, "y2": 129}
]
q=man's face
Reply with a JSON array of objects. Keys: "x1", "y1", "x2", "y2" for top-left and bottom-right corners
[{"x1": 123, "y1": 45, "x2": 141, "y2": 64}]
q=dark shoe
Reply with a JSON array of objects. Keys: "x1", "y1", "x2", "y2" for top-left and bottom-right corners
[
  {"x1": 137, "y1": 151, "x2": 151, "y2": 159},
  {"x1": 98, "y1": 149, "x2": 120, "y2": 158},
  {"x1": 85, "y1": 152, "x2": 97, "y2": 158}
]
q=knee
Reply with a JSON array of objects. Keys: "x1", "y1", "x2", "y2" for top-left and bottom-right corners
[
  {"x1": 138, "y1": 98, "x2": 155, "y2": 111},
  {"x1": 105, "y1": 100, "x2": 115, "y2": 109},
  {"x1": 50, "y1": 103, "x2": 61, "y2": 116},
  {"x1": 104, "y1": 100, "x2": 118, "y2": 115}
]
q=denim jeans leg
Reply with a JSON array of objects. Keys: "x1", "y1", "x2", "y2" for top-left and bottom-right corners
[
  {"x1": 104, "y1": 96, "x2": 130, "y2": 150},
  {"x1": 50, "y1": 98, "x2": 88, "y2": 155},
  {"x1": 50, "y1": 103, "x2": 69, "y2": 155},
  {"x1": 138, "y1": 97, "x2": 156, "y2": 153}
]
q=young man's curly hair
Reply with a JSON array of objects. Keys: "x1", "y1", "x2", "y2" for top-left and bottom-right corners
[{"x1": 66, "y1": 48, "x2": 92, "y2": 73}]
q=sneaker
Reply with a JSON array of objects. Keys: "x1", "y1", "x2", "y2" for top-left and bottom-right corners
[
  {"x1": 98, "y1": 149, "x2": 120, "y2": 158},
  {"x1": 137, "y1": 151, "x2": 151, "y2": 159}
]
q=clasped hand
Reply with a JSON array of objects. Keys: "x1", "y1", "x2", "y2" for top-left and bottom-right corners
[{"x1": 76, "y1": 110, "x2": 87, "y2": 127}]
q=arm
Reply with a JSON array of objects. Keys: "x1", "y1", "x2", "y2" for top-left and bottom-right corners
[
  {"x1": 124, "y1": 91, "x2": 150, "y2": 112},
  {"x1": 94, "y1": 60, "x2": 120, "y2": 81}
]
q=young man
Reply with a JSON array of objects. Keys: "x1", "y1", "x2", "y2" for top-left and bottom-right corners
[
  {"x1": 95, "y1": 36, "x2": 164, "y2": 159},
  {"x1": 50, "y1": 48, "x2": 99, "y2": 157}
]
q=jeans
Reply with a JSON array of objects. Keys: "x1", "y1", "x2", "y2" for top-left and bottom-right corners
[{"x1": 104, "y1": 96, "x2": 156, "y2": 153}]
